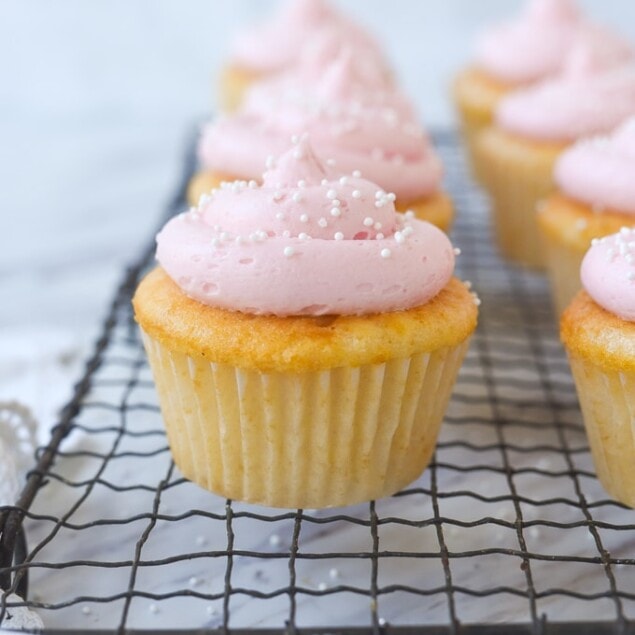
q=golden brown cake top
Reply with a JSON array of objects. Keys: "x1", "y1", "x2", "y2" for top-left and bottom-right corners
[
  {"x1": 561, "y1": 290, "x2": 635, "y2": 372},
  {"x1": 133, "y1": 268, "x2": 478, "y2": 373}
]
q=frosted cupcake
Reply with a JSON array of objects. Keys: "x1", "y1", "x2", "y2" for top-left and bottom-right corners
[
  {"x1": 561, "y1": 229, "x2": 635, "y2": 507},
  {"x1": 539, "y1": 118, "x2": 635, "y2": 315},
  {"x1": 219, "y1": 0, "x2": 390, "y2": 112},
  {"x1": 453, "y1": 0, "x2": 581, "y2": 178},
  {"x1": 193, "y1": 51, "x2": 452, "y2": 232},
  {"x1": 477, "y1": 38, "x2": 635, "y2": 269},
  {"x1": 134, "y1": 139, "x2": 478, "y2": 509}
]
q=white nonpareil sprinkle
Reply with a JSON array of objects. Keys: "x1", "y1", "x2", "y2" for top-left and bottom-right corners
[
  {"x1": 318, "y1": 218, "x2": 328, "y2": 228},
  {"x1": 266, "y1": 155, "x2": 276, "y2": 169},
  {"x1": 374, "y1": 222, "x2": 382, "y2": 231},
  {"x1": 376, "y1": 232, "x2": 385, "y2": 240},
  {"x1": 352, "y1": 170, "x2": 362, "y2": 178},
  {"x1": 275, "y1": 212, "x2": 285, "y2": 220},
  {"x1": 300, "y1": 214, "x2": 309, "y2": 223},
  {"x1": 318, "y1": 582, "x2": 328, "y2": 591},
  {"x1": 329, "y1": 568, "x2": 340, "y2": 580},
  {"x1": 394, "y1": 232, "x2": 405, "y2": 244},
  {"x1": 326, "y1": 158, "x2": 337, "y2": 167},
  {"x1": 190, "y1": 576, "x2": 201, "y2": 587},
  {"x1": 298, "y1": 232, "x2": 310, "y2": 240},
  {"x1": 334, "y1": 232, "x2": 344, "y2": 241},
  {"x1": 454, "y1": 247, "x2": 462, "y2": 256},
  {"x1": 283, "y1": 247, "x2": 296, "y2": 258},
  {"x1": 82, "y1": 607, "x2": 92, "y2": 616},
  {"x1": 269, "y1": 533, "x2": 282, "y2": 547},
  {"x1": 297, "y1": 180, "x2": 307, "y2": 188},
  {"x1": 292, "y1": 192, "x2": 303, "y2": 203},
  {"x1": 321, "y1": 179, "x2": 329, "y2": 186},
  {"x1": 326, "y1": 189, "x2": 338, "y2": 200},
  {"x1": 352, "y1": 190, "x2": 362, "y2": 199},
  {"x1": 405, "y1": 211, "x2": 415, "y2": 220},
  {"x1": 363, "y1": 217, "x2": 374, "y2": 227},
  {"x1": 339, "y1": 176, "x2": 349, "y2": 186},
  {"x1": 273, "y1": 191, "x2": 283, "y2": 202},
  {"x1": 381, "y1": 248, "x2": 392, "y2": 259},
  {"x1": 331, "y1": 207, "x2": 342, "y2": 217},
  {"x1": 149, "y1": 604, "x2": 159, "y2": 614}
]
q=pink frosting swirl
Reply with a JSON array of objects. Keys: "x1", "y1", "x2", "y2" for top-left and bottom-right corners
[
  {"x1": 581, "y1": 228, "x2": 635, "y2": 321},
  {"x1": 555, "y1": 118, "x2": 635, "y2": 214},
  {"x1": 497, "y1": 60, "x2": 635, "y2": 142},
  {"x1": 229, "y1": 0, "x2": 387, "y2": 75},
  {"x1": 200, "y1": 51, "x2": 442, "y2": 202},
  {"x1": 158, "y1": 139, "x2": 455, "y2": 317},
  {"x1": 475, "y1": 0, "x2": 581, "y2": 84}
]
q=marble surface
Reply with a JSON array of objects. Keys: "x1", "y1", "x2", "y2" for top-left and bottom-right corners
[{"x1": 2, "y1": 1, "x2": 635, "y2": 630}]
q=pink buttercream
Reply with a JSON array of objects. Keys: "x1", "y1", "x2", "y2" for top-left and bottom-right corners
[
  {"x1": 158, "y1": 139, "x2": 455, "y2": 317},
  {"x1": 475, "y1": 0, "x2": 581, "y2": 84},
  {"x1": 199, "y1": 51, "x2": 442, "y2": 201},
  {"x1": 497, "y1": 61, "x2": 635, "y2": 142},
  {"x1": 229, "y1": 0, "x2": 387, "y2": 75},
  {"x1": 581, "y1": 228, "x2": 635, "y2": 322},
  {"x1": 555, "y1": 118, "x2": 635, "y2": 214}
]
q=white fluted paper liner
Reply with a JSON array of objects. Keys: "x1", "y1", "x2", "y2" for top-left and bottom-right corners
[
  {"x1": 569, "y1": 357, "x2": 635, "y2": 507},
  {"x1": 141, "y1": 331, "x2": 470, "y2": 509}
]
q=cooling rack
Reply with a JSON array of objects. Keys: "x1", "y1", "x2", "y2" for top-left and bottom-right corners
[{"x1": 1, "y1": 131, "x2": 635, "y2": 635}]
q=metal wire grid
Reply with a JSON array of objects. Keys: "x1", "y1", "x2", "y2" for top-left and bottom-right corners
[{"x1": 1, "y1": 131, "x2": 635, "y2": 634}]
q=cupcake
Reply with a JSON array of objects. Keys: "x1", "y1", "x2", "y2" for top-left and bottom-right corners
[
  {"x1": 539, "y1": 118, "x2": 635, "y2": 315},
  {"x1": 219, "y1": 0, "x2": 390, "y2": 113},
  {"x1": 477, "y1": 37, "x2": 635, "y2": 269},
  {"x1": 453, "y1": 0, "x2": 581, "y2": 178},
  {"x1": 133, "y1": 139, "x2": 478, "y2": 509},
  {"x1": 192, "y1": 51, "x2": 452, "y2": 232},
  {"x1": 561, "y1": 229, "x2": 635, "y2": 507}
]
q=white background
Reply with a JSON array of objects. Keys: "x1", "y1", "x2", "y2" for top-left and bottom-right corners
[{"x1": 2, "y1": 0, "x2": 635, "y2": 430}]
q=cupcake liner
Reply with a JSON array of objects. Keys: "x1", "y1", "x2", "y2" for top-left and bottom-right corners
[
  {"x1": 542, "y1": 233, "x2": 585, "y2": 316},
  {"x1": 141, "y1": 330, "x2": 470, "y2": 509},
  {"x1": 476, "y1": 129, "x2": 565, "y2": 269},
  {"x1": 217, "y1": 64, "x2": 259, "y2": 114},
  {"x1": 568, "y1": 356, "x2": 635, "y2": 507}
]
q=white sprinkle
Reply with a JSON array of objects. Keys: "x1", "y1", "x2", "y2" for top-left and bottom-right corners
[
  {"x1": 329, "y1": 568, "x2": 340, "y2": 580},
  {"x1": 292, "y1": 192, "x2": 304, "y2": 203},
  {"x1": 275, "y1": 212, "x2": 285, "y2": 220},
  {"x1": 387, "y1": 193, "x2": 397, "y2": 202},
  {"x1": 82, "y1": 607, "x2": 92, "y2": 616},
  {"x1": 454, "y1": 247, "x2": 462, "y2": 256},
  {"x1": 378, "y1": 618, "x2": 387, "y2": 627},
  {"x1": 472, "y1": 293, "x2": 482, "y2": 307},
  {"x1": 220, "y1": 232, "x2": 230, "y2": 241},
  {"x1": 381, "y1": 248, "x2": 392, "y2": 259},
  {"x1": 300, "y1": 214, "x2": 309, "y2": 223},
  {"x1": 591, "y1": 238, "x2": 600, "y2": 246},
  {"x1": 291, "y1": 134, "x2": 300, "y2": 144},
  {"x1": 248, "y1": 180, "x2": 258, "y2": 189},
  {"x1": 269, "y1": 533, "x2": 282, "y2": 546},
  {"x1": 376, "y1": 232, "x2": 385, "y2": 240},
  {"x1": 297, "y1": 180, "x2": 307, "y2": 188},
  {"x1": 528, "y1": 526, "x2": 542, "y2": 540},
  {"x1": 318, "y1": 218, "x2": 328, "y2": 228},
  {"x1": 298, "y1": 232, "x2": 310, "y2": 240},
  {"x1": 395, "y1": 232, "x2": 405, "y2": 244},
  {"x1": 331, "y1": 199, "x2": 341, "y2": 207},
  {"x1": 375, "y1": 190, "x2": 385, "y2": 200},
  {"x1": 326, "y1": 189, "x2": 338, "y2": 200},
  {"x1": 149, "y1": 603, "x2": 159, "y2": 614},
  {"x1": 363, "y1": 217, "x2": 374, "y2": 227},
  {"x1": 464, "y1": 280, "x2": 472, "y2": 290},
  {"x1": 206, "y1": 606, "x2": 218, "y2": 616},
  {"x1": 403, "y1": 226, "x2": 414, "y2": 237},
  {"x1": 321, "y1": 179, "x2": 329, "y2": 186},
  {"x1": 190, "y1": 576, "x2": 201, "y2": 587},
  {"x1": 265, "y1": 155, "x2": 276, "y2": 169},
  {"x1": 330, "y1": 207, "x2": 342, "y2": 217},
  {"x1": 326, "y1": 158, "x2": 337, "y2": 167},
  {"x1": 575, "y1": 218, "x2": 588, "y2": 230},
  {"x1": 405, "y1": 211, "x2": 415, "y2": 220},
  {"x1": 318, "y1": 582, "x2": 328, "y2": 591},
  {"x1": 628, "y1": 271, "x2": 635, "y2": 282},
  {"x1": 282, "y1": 230, "x2": 291, "y2": 238},
  {"x1": 195, "y1": 535, "x2": 207, "y2": 547},
  {"x1": 339, "y1": 176, "x2": 349, "y2": 186},
  {"x1": 273, "y1": 191, "x2": 283, "y2": 202},
  {"x1": 211, "y1": 238, "x2": 221, "y2": 248},
  {"x1": 352, "y1": 190, "x2": 362, "y2": 199},
  {"x1": 334, "y1": 232, "x2": 344, "y2": 241},
  {"x1": 374, "y1": 222, "x2": 383, "y2": 231},
  {"x1": 293, "y1": 147, "x2": 305, "y2": 159},
  {"x1": 235, "y1": 236, "x2": 244, "y2": 245},
  {"x1": 352, "y1": 170, "x2": 362, "y2": 178}
]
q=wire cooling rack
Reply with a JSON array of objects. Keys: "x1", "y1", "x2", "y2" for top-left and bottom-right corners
[{"x1": 2, "y1": 131, "x2": 635, "y2": 635}]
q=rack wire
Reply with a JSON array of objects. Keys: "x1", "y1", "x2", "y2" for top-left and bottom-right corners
[{"x1": 1, "y1": 131, "x2": 635, "y2": 634}]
